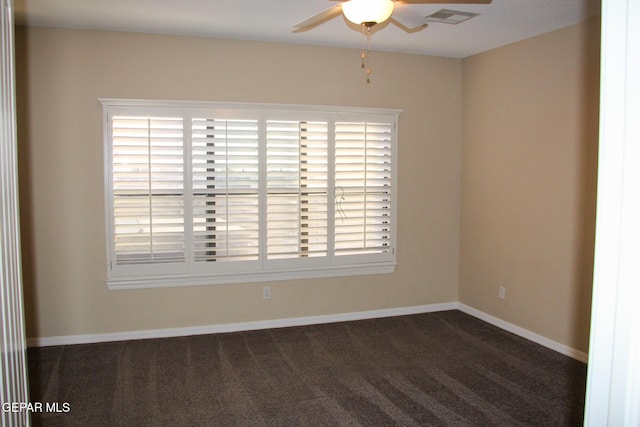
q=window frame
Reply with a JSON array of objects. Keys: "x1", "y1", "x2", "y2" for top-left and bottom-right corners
[{"x1": 102, "y1": 99, "x2": 400, "y2": 290}]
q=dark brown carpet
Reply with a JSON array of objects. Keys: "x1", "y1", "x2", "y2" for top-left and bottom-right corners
[{"x1": 27, "y1": 310, "x2": 587, "y2": 426}]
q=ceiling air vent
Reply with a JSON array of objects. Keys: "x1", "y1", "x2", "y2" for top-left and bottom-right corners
[{"x1": 425, "y1": 9, "x2": 479, "y2": 25}]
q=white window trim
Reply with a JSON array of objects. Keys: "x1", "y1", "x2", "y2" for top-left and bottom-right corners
[{"x1": 101, "y1": 99, "x2": 400, "y2": 290}]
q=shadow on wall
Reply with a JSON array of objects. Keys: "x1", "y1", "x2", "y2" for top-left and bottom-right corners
[
  {"x1": 570, "y1": 17, "x2": 600, "y2": 353},
  {"x1": 14, "y1": 27, "x2": 39, "y2": 339}
]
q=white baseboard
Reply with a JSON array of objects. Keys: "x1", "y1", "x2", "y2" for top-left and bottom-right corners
[
  {"x1": 27, "y1": 302, "x2": 458, "y2": 348},
  {"x1": 458, "y1": 303, "x2": 588, "y2": 363},
  {"x1": 27, "y1": 301, "x2": 589, "y2": 363}
]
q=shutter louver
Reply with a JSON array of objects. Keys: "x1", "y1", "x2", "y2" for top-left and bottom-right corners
[
  {"x1": 335, "y1": 121, "x2": 392, "y2": 256},
  {"x1": 192, "y1": 118, "x2": 260, "y2": 262},
  {"x1": 266, "y1": 120, "x2": 328, "y2": 259},
  {"x1": 111, "y1": 116, "x2": 185, "y2": 265}
]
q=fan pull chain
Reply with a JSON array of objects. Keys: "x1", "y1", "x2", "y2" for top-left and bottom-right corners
[
  {"x1": 360, "y1": 23, "x2": 373, "y2": 84},
  {"x1": 366, "y1": 25, "x2": 372, "y2": 84},
  {"x1": 361, "y1": 24, "x2": 366, "y2": 69}
]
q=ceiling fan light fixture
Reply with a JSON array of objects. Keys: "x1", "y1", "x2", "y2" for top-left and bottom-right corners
[{"x1": 342, "y1": 0, "x2": 395, "y2": 26}]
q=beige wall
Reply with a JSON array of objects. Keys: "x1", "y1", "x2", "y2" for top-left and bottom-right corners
[
  {"x1": 459, "y1": 20, "x2": 600, "y2": 353},
  {"x1": 15, "y1": 27, "x2": 462, "y2": 339},
  {"x1": 16, "y1": 21, "x2": 600, "y2": 351}
]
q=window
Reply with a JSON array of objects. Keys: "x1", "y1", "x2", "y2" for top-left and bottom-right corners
[{"x1": 102, "y1": 100, "x2": 399, "y2": 289}]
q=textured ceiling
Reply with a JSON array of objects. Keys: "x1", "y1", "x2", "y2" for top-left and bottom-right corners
[{"x1": 14, "y1": 0, "x2": 601, "y2": 58}]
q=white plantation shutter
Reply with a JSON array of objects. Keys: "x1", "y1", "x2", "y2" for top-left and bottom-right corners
[
  {"x1": 111, "y1": 115, "x2": 185, "y2": 266},
  {"x1": 103, "y1": 100, "x2": 397, "y2": 289},
  {"x1": 192, "y1": 117, "x2": 260, "y2": 262},
  {"x1": 266, "y1": 119, "x2": 328, "y2": 260},
  {"x1": 335, "y1": 120, "x2": 392, "y2": 257}
]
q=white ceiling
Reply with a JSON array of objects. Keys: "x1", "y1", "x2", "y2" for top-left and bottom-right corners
[{"x1": 13, "y1": 0, "x2": 601, "y2": 58}]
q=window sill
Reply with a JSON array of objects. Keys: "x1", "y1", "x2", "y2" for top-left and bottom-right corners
[{"x1": 106, "y1": 262, "x2": 396, "y2": 290}]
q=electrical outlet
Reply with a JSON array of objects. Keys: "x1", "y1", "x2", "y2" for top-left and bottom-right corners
[
  {"x1": 263, "y1": 287, "x2": 271, "y2": 300},
  {"x1": 499, "y1": 286, "x2": 506, "y2": 300}
]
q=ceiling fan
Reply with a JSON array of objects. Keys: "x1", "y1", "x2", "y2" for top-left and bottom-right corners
[
  {"x1": 293, "y1": 0, "x2": 492, "y2": 33},
  {"x1": 294, "y1": 0, "x2": 492, "y2": 83}
]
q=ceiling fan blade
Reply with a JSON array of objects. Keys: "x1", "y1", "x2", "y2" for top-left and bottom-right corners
[
  {"x1": 293, "y1": 5, "x2": 343, "y2": 32},
  {"x1": 399, "y1": 0, "x2": 492, "y2": 4},
  {"x1": 390, "y1": 18, "x2": 428, "y2": 33},
  {"x1": 391, "y1": 5, "x2": 428, "y2": 30}
]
